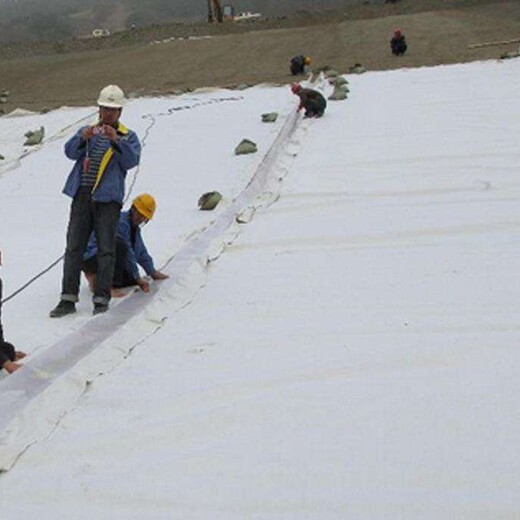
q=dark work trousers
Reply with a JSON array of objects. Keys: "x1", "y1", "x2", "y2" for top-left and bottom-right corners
[
  {"x1": 82, "y1": 237, "x2": 137, "y2": 289},
  {"x1": 304, "y1": 97, "x2": 327, "y2": 117},
  {"x1": 290, "y1": 62, "x2": 304, "y2": 75},
  {"x1": 61, "y1": 188, "x2": 121, "y2": 306},
  {"x1": 0, "y1": 278, "x2": 15, "y2": 365},
  {"x1": 113, "y1": 238, "x2": 138, "y2": 288}
]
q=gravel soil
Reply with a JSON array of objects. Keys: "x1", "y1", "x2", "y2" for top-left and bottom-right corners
[{"x1": 0, "y1": 0, "x2": 519, "y2": 111}]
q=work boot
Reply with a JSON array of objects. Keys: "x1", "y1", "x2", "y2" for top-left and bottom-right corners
[
  {"x1": 49, "y1": 300, "x2": 76, "y2": 318},
  {"x1": 93, "y1": 302, "x2": 109, "y2": 315}
]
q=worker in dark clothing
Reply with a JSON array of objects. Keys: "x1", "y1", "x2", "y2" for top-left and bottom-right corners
[
  {"x1": 49, "y1": 84, "x2": 141, "y2": 318},
  {"x1": 290, "y1": 55, "x2": 312, "y2": 76},
  {"x1": 0, "y1": 265, "x2": 26, "y2": 374},
  {"x1": 291, "y1": 83, "x2": 327, "y2": 118},
  {"x1": 390, "y1": 29, "x2": 407, "y2": 56},
  {"x1": 82, "y1": 193, "x2": 168, "y2": 296}
]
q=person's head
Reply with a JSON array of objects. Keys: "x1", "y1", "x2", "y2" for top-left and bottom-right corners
[
  {"x1": 97, "y1": 84, "x2": 126, "y2": 125},
  {"x1": 394, "y1": 28, "x2": 402, "y2": 37},
  {"x1": 304, "y1": 56, "x2": 312, "y2": 66},
  {"x1": 131, "y1": 193, "x2": 156, "y2": 227},
  {"x1": 291, "y1": 82, "x2": 302, "y2": 94}
]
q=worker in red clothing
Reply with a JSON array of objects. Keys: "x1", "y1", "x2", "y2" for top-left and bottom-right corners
[{"x1": 291, "y1": 83, "x2": 327, "y2": 118}]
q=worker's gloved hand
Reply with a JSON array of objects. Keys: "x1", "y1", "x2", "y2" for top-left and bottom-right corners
[{"x1": 137, "y1": 278, "x2": 150, "y2": 293}]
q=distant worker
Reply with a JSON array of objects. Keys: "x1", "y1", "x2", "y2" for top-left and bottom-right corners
[
  {"x1": 390, "y1": 29, "x2": 407, "y2": 56},
  {"x1": 291, "y1": 83, "x2": 327, "y2": 118},
  {"x1": 290, "y1": 55, "x2": 312, "y2": 76},
  {"x1": 0, "y1": 252, "x2": 26, "y2": 374},
  {"x1": 49, "y1": 84, "x2": 141, "y2": 318},
  {"x1": 82, "y1": 194, "x2": 169, "y2": 296}
]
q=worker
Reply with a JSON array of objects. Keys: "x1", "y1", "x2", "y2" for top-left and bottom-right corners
[
  {"x1": 82, "y1": 193, "x2": 169, "y2": 295},
  {"x1": 290, "y1": 55, "x2": 312, "y2": 76},
  {"x1": 291, "y1": 83, "x2": 327, "y2": 118},
  {"x1": 49, "y1": 85, "x2": 141, "y2": 318},
  {"x1": 390, "y1": 29, "x2": 407, "y2": 56},
  {"x1": 0, "y1": 252, "x2": 26, "y2": 374}
]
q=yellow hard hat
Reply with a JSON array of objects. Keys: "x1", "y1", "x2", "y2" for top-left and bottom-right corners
[
  {"x1": 304, "y1": 56, "x2": 312, "y2": 66},
  {"x1": 132, "y1": 193, "x2": 156, "y2": 220}
]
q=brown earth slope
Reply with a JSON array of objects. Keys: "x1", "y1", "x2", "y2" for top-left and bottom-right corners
[{"x1": 0, "y1": 0, "x2": 519, "y2": 112}]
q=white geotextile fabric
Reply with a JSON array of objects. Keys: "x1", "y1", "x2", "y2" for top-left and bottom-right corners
[{"x1": 0, "y1": 108, "x2": 300, "y2": 471}]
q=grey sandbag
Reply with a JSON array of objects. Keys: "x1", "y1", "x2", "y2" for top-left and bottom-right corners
[
  {"x1": 261, "y1": 112, "x2": 278, "y2": 123},
  {"x1": 331, "y1": 76, "x2": 349, "y2": 87},
  {"x1": 325, "y1": 69, "x2": 339, "y2": 78},
  {"x1": 235, "y1": 138, "x2": 257, "y2": 155},
  {"x1": 24, "y1": 126, "x2": 44, "y2": 146},
  {"x1": 349, "y1": 64, "x2": 366, "y2": 74},
  {"x1": 500, "y1": 51, "x2": 520, "y2": 60},
  {"x1": 198, "y1": 191, "x2": 223, "y2": 211},
  {"x1": 328, "y1": 85, "x2": 348, "y2": 101}
]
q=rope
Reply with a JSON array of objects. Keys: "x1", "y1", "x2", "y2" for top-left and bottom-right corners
[
  {"x1": 1, "y1": 94, "x2": 243, "y2": 305},
  {"x1": 1, "y1": 256, "x2": 64, "y2": 305}
]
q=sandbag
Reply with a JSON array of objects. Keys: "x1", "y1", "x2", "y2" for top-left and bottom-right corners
[
  {"x1": 500, "y1": 51, "x2": 520, "y2": 60},
  {"x1": 349, "y1": 64, "x2": 366, "y2": 74},
  {"x1": 235, "y1": 139, "x2": 257, "y2": 155},
  {"x1": 325, "y1": 69, "x2": 339, "y2": 78},
  {"x1": 331, "y1": 76, "x2": 348, "y2": 87},
  {"x1": 198, "y1": 191, "x2": 223, "y2": 211},
  {"x1": 261, "y1": 112, "x2": 278, "y2": 123},
  {"x1": 24, "y1": 126, "x2": 44, "y2": 146},
  {"x1": 329, "y1": 86, "x2": 348, "y2": 101}
]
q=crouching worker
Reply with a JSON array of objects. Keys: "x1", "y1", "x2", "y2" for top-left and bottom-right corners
[
  {"x1": 291, "y1": 83, "x2": 327, "y2": 118},
  {"x1": 290, "y1": 55, "x2": 311, "y2": 76},
  {"x1": 82, "y1": 193, "x2": 169, "y2": 296},
  {"x1": 0, "y1": 266, "x2": 26, "y2": 374}
]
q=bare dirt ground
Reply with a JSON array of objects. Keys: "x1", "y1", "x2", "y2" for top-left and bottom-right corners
[{"x1": 0, "y1": 0, "x2": 519, "y2": 112}]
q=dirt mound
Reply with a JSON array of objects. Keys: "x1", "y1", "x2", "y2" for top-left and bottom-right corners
[{"x1": 0, "y1": 0, "x2": 518, "y2": 111}]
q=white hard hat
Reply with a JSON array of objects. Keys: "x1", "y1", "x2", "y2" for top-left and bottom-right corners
[{"x1": 97, "y1": 84, "x2": 126, "y2": 108}]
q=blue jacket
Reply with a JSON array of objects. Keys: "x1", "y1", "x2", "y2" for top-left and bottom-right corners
[
  {"x1": 62, "y1": 122, "x2": 141, "y2": 204},
  {"x1": 84, "y1": 211, "x2": 156, "y2": 281}
]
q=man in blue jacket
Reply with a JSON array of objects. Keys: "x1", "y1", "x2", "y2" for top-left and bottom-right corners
[
  {"x1": 50, "y1": 85, "x2": 141, "y2": 317},
  {"x1": 82, "y1": 193, "x2": 168, "y2": 296}
]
